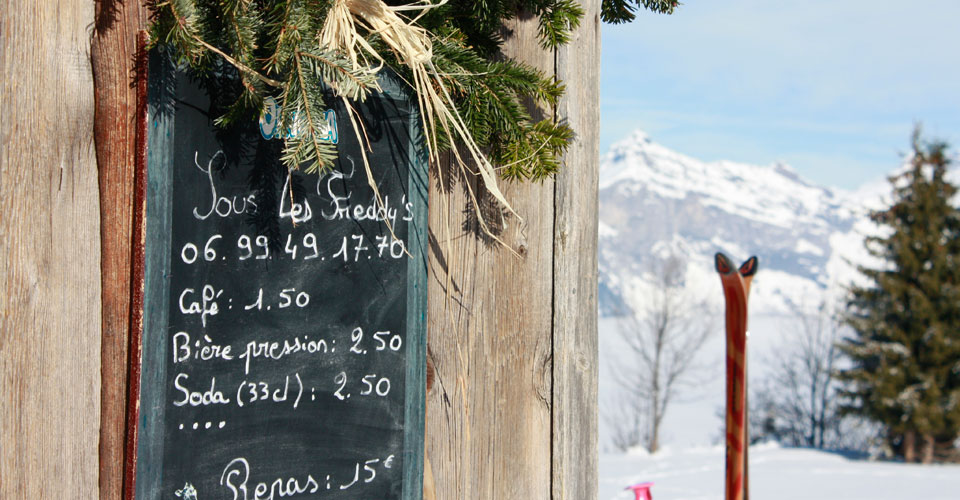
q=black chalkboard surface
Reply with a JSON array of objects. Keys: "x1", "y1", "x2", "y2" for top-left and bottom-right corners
[{"x1": 133, "y1": 51, "x2": 427, "y2": 500}]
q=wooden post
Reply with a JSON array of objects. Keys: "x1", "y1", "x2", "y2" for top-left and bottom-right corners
[
  {"x1": 0, "y1": 0, "x2": 102, "y2": 497},
  {"x1": 91, "y1": 2, "x2": 148, "y2": 499},
  {"x1": 425, "y1": 2, "x2": 599, "y2": 499},
  {"x1": 553, "y1": 1, "x2": 601, "y2": 498}
]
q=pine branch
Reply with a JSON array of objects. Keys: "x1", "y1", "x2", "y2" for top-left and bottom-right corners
[
  {"x1": 536, "y1": 0, "x2": 584, "y2": 48},
  {"x1": 149, "y1": 0, "x2": 599, "y2": 184},
  {"x1": 602, "y1": 0, "x2": 678, "y2": 24},
  {"x1": 497, "y1": 119, "x2": 574, "y2": 181},
  {"x1": 298, "y1": 49, "x2": 379, "y2": 101},
  {"x1": 279, "y1": 53, "x2": 339, "y2": 175}
]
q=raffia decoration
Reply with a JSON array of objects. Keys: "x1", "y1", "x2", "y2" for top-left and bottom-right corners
[{"x1": 320, "y1": 0, "x2": 518, "y2": 244}]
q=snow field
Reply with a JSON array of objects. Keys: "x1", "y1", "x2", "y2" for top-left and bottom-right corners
[
  {"x1": 599, "y1": 317, "x2": 960, "y2": 500},
  {"x1": 600, "y1": 443, "x2": 960, "y2": 500}
]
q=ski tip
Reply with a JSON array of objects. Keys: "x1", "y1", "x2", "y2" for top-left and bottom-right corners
[
  {"x1": 739, "y1": 256, "x2": 759, "y2": 277},
  {"x1": 715, "y1": 252, "x2": 733, "y2": 274}
]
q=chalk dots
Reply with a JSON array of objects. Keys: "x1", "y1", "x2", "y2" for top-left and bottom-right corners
[{"x1": 179, "y1": 421, "x2": 224, "y2": 431}]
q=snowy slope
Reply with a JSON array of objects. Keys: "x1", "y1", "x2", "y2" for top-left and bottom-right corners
[{"x1": 600, "y1": 443, "x2": 960, "y2": 500}]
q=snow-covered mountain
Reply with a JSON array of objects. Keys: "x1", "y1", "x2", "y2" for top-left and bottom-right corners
[{"x1": 598, "y1": 130, "x2": 885, "y2": 317}]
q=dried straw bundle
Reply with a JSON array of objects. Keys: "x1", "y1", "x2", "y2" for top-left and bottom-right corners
[{"x1": 320, "y1": 0, "x2": 518, "y2": 242}]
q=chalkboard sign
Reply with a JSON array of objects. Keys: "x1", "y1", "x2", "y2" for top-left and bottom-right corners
[{"x1": 130, "y1": 50, "x2": 427, "y2": 500}]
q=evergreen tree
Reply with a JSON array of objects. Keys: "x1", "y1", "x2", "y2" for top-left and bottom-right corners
[{"x1": 839, "y1": 127, "x2": 960, "y2": 463}]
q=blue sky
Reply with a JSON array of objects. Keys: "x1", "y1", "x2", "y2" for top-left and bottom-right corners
[{"x1": 600, "y1": 0, "x2": 960, "y2": 190}]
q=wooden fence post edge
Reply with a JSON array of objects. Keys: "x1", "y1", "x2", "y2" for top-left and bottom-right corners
[
  {"x1": 121, "y1": 30, "x2": 150, "y2": 500},
  {"x1": 552, "y1": 0, "x2": 600, "y2": 498}
]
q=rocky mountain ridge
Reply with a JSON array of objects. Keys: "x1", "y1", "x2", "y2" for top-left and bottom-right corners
[{"x1": 598, "y1": 130, "x2": 886, "y2": 317}]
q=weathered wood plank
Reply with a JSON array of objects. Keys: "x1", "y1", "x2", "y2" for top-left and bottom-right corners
[
  {"x1": 91, "y1": 2, "x2": 148, "y2": 498},
  {"x1": 553, "y1": 1, "x2": 601, "y2": 498},
  {"x1": 425, "y1": 172, "x2": 555, "y2": 500},
  {"x1": 0, "y1": 0, "x2": 101, "y2": 498},
  {"x1": 425, "y1": 14, "x2": 555, "y2": 500}
]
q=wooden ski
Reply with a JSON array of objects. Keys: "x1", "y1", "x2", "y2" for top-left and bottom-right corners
[{"x1": 715, "y1": 253, "x2": 758, "y2": 500}]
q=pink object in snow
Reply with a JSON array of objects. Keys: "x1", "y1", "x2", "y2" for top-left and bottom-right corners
[{"x1": 625, "y1": 482, "x2": 654, "y2": 500}]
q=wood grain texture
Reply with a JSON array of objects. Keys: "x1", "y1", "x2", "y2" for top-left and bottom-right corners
[
  {"x1": 91, "y1": 2, "x2": 148, "y2": 499},
  {"x1": 426, "y1": 153, "x2": 555, "y2": 498},
  {"x1": 552, "y1": 1, "x2": 600, "y2": 498},
  {"x1": 426, "y1": 7, "x2": 599, "y2": 498},
  {"x1": 426, "y1": 185, "x2": 555, "y2": 500},
  {"x1": 426, "y1": 14, "x2": 555, "y2": 500},
  {"x1": 0, "y1": 0, "x2": 102, "y2": 497},
  {"x1": 123, "y1": 31, "x2": 150, "y2": 500}
]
